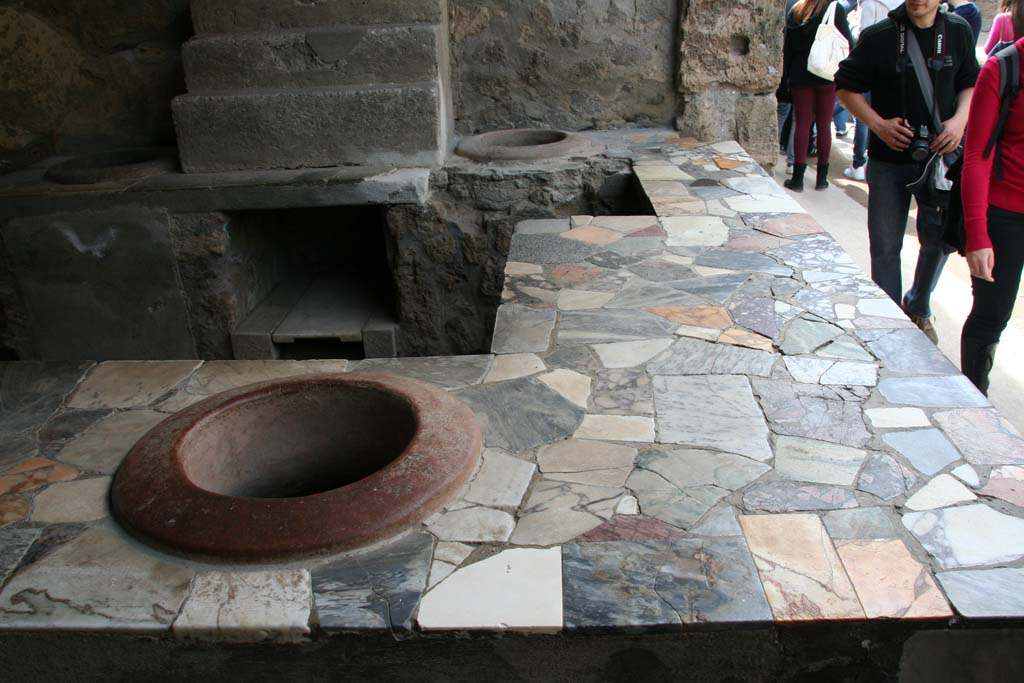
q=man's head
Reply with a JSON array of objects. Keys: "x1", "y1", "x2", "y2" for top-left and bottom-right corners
[{"x1": 905, "y1": 0, "x2": 942, "y2": 26}]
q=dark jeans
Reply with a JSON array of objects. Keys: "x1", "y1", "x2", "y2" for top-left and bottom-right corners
[
  {"x1": 866, "y1": 158, "x2": 949, "y2": 318},
  {"x1": 963, "y1": 206, "x2": 1024, "y2": 346}
]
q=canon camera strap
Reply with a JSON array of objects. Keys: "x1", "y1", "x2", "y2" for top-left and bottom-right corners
[{"x1": 897, "y1": 11, "x2": 948, "y2": 132}]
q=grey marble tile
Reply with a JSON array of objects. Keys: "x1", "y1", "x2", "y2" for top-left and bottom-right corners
[
  {"x1": 557, "y1": 309, "x2": 678, "y2": 346},
  {"x1": 752, "y1": 379, "x2": 870, "y2": 448},
  {"x1": 508, "y1": 234, "x2": 597, "y2": 264},
  {"x1": 779, "y1": 316, "x2": 845, "y2": 356},
  {"x1": 857, "y1": 452, "x2": 914, "y2": 500},
  {"x1": 904, "y1": 504, "x2": 1024, "y2": 569},
  {"x1": 743, "y1": 481, "x2": 859, "y2": 512},
  {"x1": 727, "y1": 291, "x2": 780, "y2": 339},
  {"x1": 0, "y1": 362, "x2": 92, "y2": 434},
  {"x1": 824, "y1": 507, "x2": 901, "y2": 540},
  {"x1": 690, "y1": 504, "x2": 743, "y2": 537},
  {"x1": 627, "y1": 468, "x2": 727, "y2": 529},
  {"x1": 792, "y1": 288, "x2": 837, "y2": 320},
  {"x1": 653, "y1": 375, "x2": 773, "y2": 462},
  {"x1": 516, "y1": 219, "x2": 570, "y2": 235},
  {"x1": 638, "y1": 448, "x2": 770, "y2": 492},
  {"x1": 347, "y1": 348, "x2": 487, "y2": 384},
  {"x1": 456, "y1": 378, "x2": 584, "y2": 452},
  {"x1": 936, "y1": 568, "x2": 1024, "y2": 618},
  {"x1": 627, "y1": 260, "x2": 696, "y2": 283},
  {"x1": 695, "y1": 249, "x2": 792, "y2": 277},
  {"x1": 562, "y1": 537, "x2": 771, "y2": 630},
  {"x1": 816, "y1": 337, "x2": 875, "y2": 362},
  {"x1": 877, "y1": 376, "x2": 991, "y2": 408},
  {"x1": 883, "y1": 429, "x2": 961, "y2": 476},
  {"x1": 586, "y1": 251, "x2": 644, "y2": 270},
  {"x1": 312, "y1": 530, "x2": 434, "y2": 632},
  {"x1": 604, "y1": 281, "x2": 705, "y2": 309},
  {"x1": 774, "y1": 436, "x2": 867, "y2": 486},
  {"x1": 512, "y1": 479, "x2": 618, "y2": 545},
  {"x1": 0, "y1": 527, "x2": 40, "y2": 586},
  {"x1": 670, "y1": 273, "x2": 750, "y2": 304},
  {"x1": 867, "y1": 330, "x2": 960, "y2": 375},
  {"x1": 600, "y1": 237, "x2": 665, "y2": 257},
  {"x1": 490, "y1": 305, "x2": 556, "y2": 354},
  {"x1": 645, "y1": 337, "x2": 778, "y2": 377}
]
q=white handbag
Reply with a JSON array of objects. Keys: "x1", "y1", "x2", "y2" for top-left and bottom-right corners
[{"x1": 807, "y1": 1, "x2": 850, "y2": 81}]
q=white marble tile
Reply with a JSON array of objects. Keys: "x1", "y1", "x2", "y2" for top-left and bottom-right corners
[
  {"x1": 539, "y1": 369, "x2": 592, "y2": 409},
  {"x1": 614, "y1": 496, "x2": 640, "y2": 515},
  {"x1": 951, "y1": 464, "x2": 981, "y2": 487},
  {"x1": 427, "y1": 507, "x2": 515, "y2": 543},
  {"x1": 557, "y1": 290, "x2": 616, "y2": 311},
  {"x1": 903, "y1": 504, "x2": 1024, "y2": 569},
  {"x1": 674, "y1": 325, "x2": 722, "y2": 342},
  {"x1": 434, "y1": 542, "x2": 474, "y2": 567},
  {"x1": 30, "y1": 477, "x2": 111, "y2": 523},
  {"x1": 784, "y1": 357, "x2": 833, "y2": 384},
  {"x1": 505, "y1": 262, "x2": 544, "y2": 276},
  {"x1": 774, "y1": 436, "x2": 867, "y2": 486},
  {"x1": 819, "y1": 362, "x2": 878, "y2": 387},
  {"x1": 723, "y1": 194, "x2": 807, "y2": 214},
  {"x1": 428, "y1": 560, "x2": 457, "y2": 588},
  {"x1": 0, "y1": 527, "x2": 192, "y2": 632},
  {"x1": 573, "y1": 415, "x2": 656, "y2": 442},
  {"x1": 417, "y1": 548, "x2": 563, "y2": 633},
  {"x1": 710, "y1": 141, "x2": 746, "y2": 154},
  {"x1": 634, "y1": 166, "x2": 693, "y2": 182},
  {"x1": 592, "y1": 338, "x2": 674, "y2": 369},
  {"x1": 834, "y1": 304, "x2": 856, "y2": 320},
  {"x1": 856, "y1": 298, "x2": 905, "y2": 319},
  {"x1": 464, "y1": 451, "x2": 536, "y2": 508},
  {"x1": 864, "y1": 408, "x2": 931, "y2": 429},
  {"x1": 173, "y1": 570, "x2": 312, "y2": 643},
  {"x1": 485, "y1": 353, "x2": 546, "y2": 383},
  {"x1": 56, "y1": 410, "x2": 166, "y2": 473},
  {"x1": 663, "y1": 216, "x2": 730, "y2": 248},
  {"x1": 905, "y1": 475, "x2": 977, "y2": 511}
]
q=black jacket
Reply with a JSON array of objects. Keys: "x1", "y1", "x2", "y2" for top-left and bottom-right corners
[
  {"x1": 835, "y1": 5, "x2": 980, "y2": 163},
  {"x1": 783, "y1": 2, "x2": 855, "y2": 90}
]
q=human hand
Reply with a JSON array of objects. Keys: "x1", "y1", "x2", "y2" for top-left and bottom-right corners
[
  {"x1": 931, "y1": 115, "x2": 967, "y2": 155},
  {"x1": 873, "y1": 117, "x2": 914, "y2": 151},
  {"x1": 967, "y1": 248, "x2": 995, "y2": 282}
]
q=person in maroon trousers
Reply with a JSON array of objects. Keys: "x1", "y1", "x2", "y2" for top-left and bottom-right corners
[{"x1": 960, "y1": 25, "x2": 1024, "y2": 395}]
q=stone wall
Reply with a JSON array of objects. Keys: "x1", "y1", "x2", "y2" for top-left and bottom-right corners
[
  {"x1": 449, "y1": 0, "x2": 680, "y2": 134},
  {"x1": 676, "y1": 0, "x2": 783, "y2": 168},
  {"x1": 0, "y1": 1, "x2": 191, "y2": 167}
]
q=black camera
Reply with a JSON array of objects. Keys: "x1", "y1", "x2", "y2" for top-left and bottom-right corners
[{"x1": 909, "y1": 124, "x2": 933, "y2": 162}]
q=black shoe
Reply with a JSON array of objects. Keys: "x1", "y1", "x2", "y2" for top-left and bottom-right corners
[
  {"x1": 961, "y1": 336, "x2": 998, "y2": 396},
  {"x1": 784, "y1": 163, "x2": 806, "y2": 192},
  {"x1": 815, "y1": 163, "x2": 830, "y2": 190}
]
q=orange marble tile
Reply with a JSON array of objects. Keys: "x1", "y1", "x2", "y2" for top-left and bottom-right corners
[
  {"x1": 718, "y1": 328, "x2": 774, "y2": 352},
  {"x1": 0, "y1": 458, "x2": 79, "y2": 495},
  {"x1": 643, "y1": 305, "x2": 731, "y2": 329},
  {"x1": 755, "y1": 214, "x2": 824, "y2": 238},
  {"x1": 715, "y1": 158, "x2": 747, "y2": 170},
  {"x1": 0, "y1": 494, "x2": 30, "y2": 528},
  {"x1": 835, "y1": 539, "x2": 952, "y2": 619},
  {"x1": 561, "y1": 226, "x2": 623, "y2": 245},
  {"x1": 740, "y1": 513, "x2": 864, "y2": 621}
]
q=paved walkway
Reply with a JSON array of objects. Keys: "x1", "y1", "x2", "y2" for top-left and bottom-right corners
[{"x1": 775, "y1": 136, "x2": 1024, "y2": 434}]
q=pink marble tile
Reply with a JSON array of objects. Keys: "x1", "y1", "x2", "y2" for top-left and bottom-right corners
[
  {"x1": 577, "y1": 517, "x2": 688, "y2": 542},
  {"x1": 551, "y1": 265, "x2": 605, "y2": 283},
  {"x1": 835, "y1": 539, "x2": 951, "y2": 619},
  {"x1": 625, "y1": 225, "x2": 667, "y2": 238},
  {"x1": 739, "y1": 513, "x2": 864, "y2": 621},
  {"x1": 561, "y1": 226, "x2": 623, "y2": 245},
  {"x1": 980, "y1": 466, "x2": 1024, "y2": 507},
  {"x1": 643, "y1": 305, "x2": 732, "y2": 329},
  {"x1": 0, "y1": 458, "x2": 79, "y2": 495},
  {"x1": 724, "y1": 235, "x2": 792, "y2": 251},
  {"x1": 718, "y1": 328, "x2": 774, "y2": 352},
  {"x1": 755, "y1": 215, "x2": 823, "y2": 238},
  {"x1": 934, "y1": 409, "x2": 1024, "y2": 466}
]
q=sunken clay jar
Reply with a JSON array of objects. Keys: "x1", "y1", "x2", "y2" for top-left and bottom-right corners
[{"x1": 111, "y1": 373, "x2": 481, "y2": 563}]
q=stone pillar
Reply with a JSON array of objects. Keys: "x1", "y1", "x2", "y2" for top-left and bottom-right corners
[{"x1": 675, "y1": 0, "x2": 783, "y2": 167}]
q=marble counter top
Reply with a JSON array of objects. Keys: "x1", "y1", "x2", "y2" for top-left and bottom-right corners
[{"x1": 1, "y1": 131, "x2": 1023, "y2": 642}]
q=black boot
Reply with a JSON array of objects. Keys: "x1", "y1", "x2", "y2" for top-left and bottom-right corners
[
  {"x1": 960, "y1": 336, "x2": 998, "y2": 396},
  {"x1": 815, "y1": 163, "x2": 830, "y2": 190},
  {"x1": 784, "y1": 163, "x2": 806, "y2": 192}
]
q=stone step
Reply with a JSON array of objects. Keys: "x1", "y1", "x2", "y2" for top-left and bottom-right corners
[
  {"x1": 183, "y1": 24, "x2": 441, "y2": 92},
  {"x1": 173, "y1": 83, "x2": 450, "y2": 173},
  {"x1": 191, "y1": 0, "x2": 445, "y2": 34}
]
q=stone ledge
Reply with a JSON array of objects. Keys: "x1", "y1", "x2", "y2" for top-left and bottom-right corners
[{"x1": 190, "y1": 0, "x2": 445, "y2": 34}]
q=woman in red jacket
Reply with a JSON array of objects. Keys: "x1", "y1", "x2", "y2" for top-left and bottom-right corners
[{"x1": 960, "y1": 18, "x2": 1024, "y2": 396}]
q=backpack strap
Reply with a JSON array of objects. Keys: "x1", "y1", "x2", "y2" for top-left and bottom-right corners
[{"x1": 984, "y1": 43, "x2": 1021, "y2": 182}]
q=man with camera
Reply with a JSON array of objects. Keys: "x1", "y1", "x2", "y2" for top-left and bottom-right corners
[{"x1": 836, "y1": 0, "x2": 979, "y2": 343}]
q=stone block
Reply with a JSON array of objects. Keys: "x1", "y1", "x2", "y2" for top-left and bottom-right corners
[
  {"x1": 677, "y1": 0, "x2": 783, "y2": 93},
  {"x1": 0, "y1": 208, "x2": 196, "y2": 360},
  {"x1": 190, "y1": 0, "x2": 445, "y2": 34},
  {"x1": 677, "y1": 90, "x2": 777, "y2": 168},
  {"x1": 183, "y1": 25, "x2": 441, "y2": 92},
  {"x1": 173, "y1": 85, "x2": 447, "y2": 172}
]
